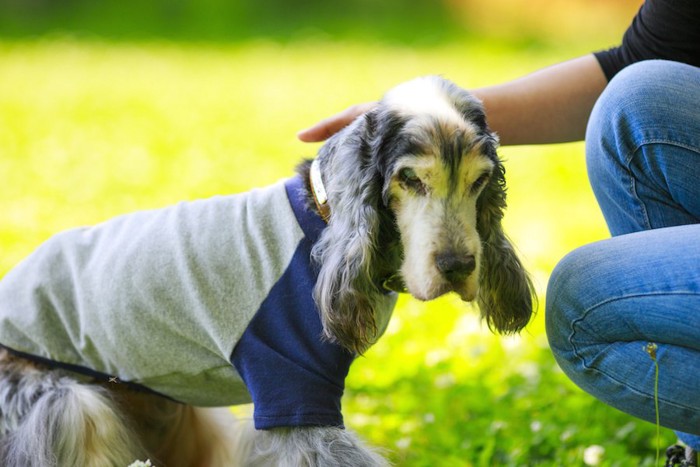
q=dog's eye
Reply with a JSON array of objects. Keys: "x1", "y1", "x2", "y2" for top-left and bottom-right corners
[
  {"x1": 400, "y1": 167, "x2": 419, "y2": 183},
  {"x1": 470, "y1": 173, "x2": 490, "y2": 194},
  {"x1": 399, "y1": 167, "x2": 425, "y2": 193}
]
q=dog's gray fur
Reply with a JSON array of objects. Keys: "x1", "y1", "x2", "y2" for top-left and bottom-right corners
[
  {"x1": 233, "y1": 423, "x2": 388, "y2": 467},
  {"x1": 0, "y1": 351, "x2": 145, "y2": 466}
]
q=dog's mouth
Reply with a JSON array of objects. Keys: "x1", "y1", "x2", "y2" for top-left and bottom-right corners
[
  {"x1": 387, "y1": 253, "x2": 480, "y2": 300},
  {"x1": 435, "y1": 288, "x2": 476, "y2": 302},
  {"x1": 452, "y1": 282, "x2": 478, "y2": 302},
  {"x1": 402, "y1": 272, "x2": 478, "y2": 302}
]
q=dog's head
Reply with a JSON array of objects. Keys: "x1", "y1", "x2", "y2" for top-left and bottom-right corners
[{"x1": 307, "y1": 76, "x2": 535, "y2": 354}]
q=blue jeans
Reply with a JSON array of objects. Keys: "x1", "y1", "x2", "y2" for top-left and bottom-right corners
[{"x1": 546, "y1": 60, "x2": 700, "y2": 447}]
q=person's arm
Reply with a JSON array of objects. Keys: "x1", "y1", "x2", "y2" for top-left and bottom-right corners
[
  {"x1": 298, "y1": 54, "x2": 607, "y2": 146},
  {"x1": 473, "y1": 54, "x2": 607, "y2": 145}
]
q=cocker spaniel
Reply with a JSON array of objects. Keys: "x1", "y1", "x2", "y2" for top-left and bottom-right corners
[{"x1": 0, "y1": 76, "x2": 534, "y2": 466}]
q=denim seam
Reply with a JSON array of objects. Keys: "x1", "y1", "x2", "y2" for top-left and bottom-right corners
[
  {"x1": 568, "y1": 291, "x2": 698, "y2": 411},
  {"x1": 628, "y1": 167, "x2": 652, "y2": 230},
  {"x1": 623, "y1": 147, "x2": 652, "y2": 230},
  {"x1": 632, "y1": 139, "x2": 700, "y2": 158}
]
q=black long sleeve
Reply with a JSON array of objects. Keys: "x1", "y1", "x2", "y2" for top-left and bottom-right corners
[{"x1": 594, "y1": 0, "x2": 700, "y2": 81}]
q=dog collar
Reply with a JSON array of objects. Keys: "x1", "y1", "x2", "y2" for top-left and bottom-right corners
[{"x1": 309, "y1": 159, "x2": 331, "y2": 223}]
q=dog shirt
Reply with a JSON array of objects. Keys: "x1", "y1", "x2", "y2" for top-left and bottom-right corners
[{"x1": 0, "y1": 176, "x2": 397, "y2": 429}]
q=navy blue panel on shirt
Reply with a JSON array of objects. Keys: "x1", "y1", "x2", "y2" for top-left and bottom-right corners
[{"x1": 230, "y1": 176, "x2": 355, "y2": 430}]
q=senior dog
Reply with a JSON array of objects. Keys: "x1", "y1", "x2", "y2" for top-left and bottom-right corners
[{"x1": 0, "y1": 76, "x2": 534, "y2": 466}]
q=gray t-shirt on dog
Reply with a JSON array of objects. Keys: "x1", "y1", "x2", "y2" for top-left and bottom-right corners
[{"x1": 0, "y1": 180, "x2": 304, "y2": 406}]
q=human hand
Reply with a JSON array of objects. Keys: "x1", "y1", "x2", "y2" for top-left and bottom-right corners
[{"x1": 297, "y1": 102, "x2": 377, "y2": 142}]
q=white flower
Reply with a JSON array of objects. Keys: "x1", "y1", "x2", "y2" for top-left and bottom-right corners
[
  {"x1": 434, "y1": 373, "x2": 456, "y2": 388},
  {"x1": 128, "y1": 461, "x2": 152, "y2": 467},
  {"x1": 583, "y1": 445, "x2": 605, "y2": 466},
  {"x1": 424, "y1": 349, "x2": 450, "y2": 367},
  {"x1": 396, "y1": 437, "x2": 412, "y2": 450}
]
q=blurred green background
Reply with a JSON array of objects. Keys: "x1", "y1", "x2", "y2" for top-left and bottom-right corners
[{"x1": 1, "y1": 0, "x2": 676, "y2": 465}]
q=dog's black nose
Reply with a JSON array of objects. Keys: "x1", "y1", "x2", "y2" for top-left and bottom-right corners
[{"x1": 436, "y1": 253, "x2": 476, "y2": 283}]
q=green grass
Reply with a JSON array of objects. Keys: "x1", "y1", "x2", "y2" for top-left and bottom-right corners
[{"x1": 0, "y1": 38, "x2": 675, "y2": 465}]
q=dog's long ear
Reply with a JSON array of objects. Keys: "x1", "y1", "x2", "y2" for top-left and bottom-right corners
[
  {"x1": 476, "y1": 142, "x2": 536, "y2": 334},
  {"x1": 438, "y1": 76, "x2": 535, "y2": 332},
  {"x1": 311, "y1": 111, "x2": 393, "y2": 354}
]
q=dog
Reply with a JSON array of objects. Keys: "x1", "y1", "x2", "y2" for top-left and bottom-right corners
[{"x1": 0, "y1": 76, "x2": 535, "y2": 466}]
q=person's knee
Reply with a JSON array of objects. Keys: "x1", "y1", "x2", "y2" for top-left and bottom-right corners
[
  {"x1": 587, "y1": 60, "x2": 689, "y2": 158},
  {"x1": 590, "y1": 60, "x2": 681, "y2": 129},
  {"x1": 585, "y1": 61, "x2": 686, "y2": 223}
]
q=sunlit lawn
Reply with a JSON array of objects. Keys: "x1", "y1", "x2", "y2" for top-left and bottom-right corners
[{"x1": 0, "y1": 38, "x2": 675, "y2": 465}]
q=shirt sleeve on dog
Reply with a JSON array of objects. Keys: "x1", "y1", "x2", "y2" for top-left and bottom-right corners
[
  {"x1": 231, "y1": 244, "x2": 353, "y2": 429},
  {"x1": 230, "y1": 177, "x2": 353, "y2": 429}
]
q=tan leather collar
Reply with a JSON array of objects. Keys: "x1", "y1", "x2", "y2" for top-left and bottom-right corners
[{"x1": 309, "y1": 159, "x2": 331, "y2": 223}]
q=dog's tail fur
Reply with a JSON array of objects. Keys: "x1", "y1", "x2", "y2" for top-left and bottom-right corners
[{"x1": 0, "y1": 359, "x2": 144, "y2": 467}]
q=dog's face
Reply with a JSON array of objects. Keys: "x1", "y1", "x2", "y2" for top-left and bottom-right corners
[
  {"x1": 380, "y1": 81, "x2": 497, "y2": 302},
  {"x1": 387, "y1": 148, "x2": 492, "y2": 302},
  {"x1": 309, "y1": 76, "x2": 534, "y2": 354}
]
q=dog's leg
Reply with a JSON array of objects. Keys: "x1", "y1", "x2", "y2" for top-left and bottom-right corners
[
  {"x1": 115, "y1": 386, "x2": 239, "y2": 467},
  {"x1": 0, "y1": 352, "x2": 146, "y2": 467},
  {"x1": 190, "y1": 408, "x2": 239, "y2": 467},
  {"x1": 141, "y1": 405, "x2": 238, "y2": 467},
  {"x1": 241, "y1": 426, "x2": 389, "y2": 467}
]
